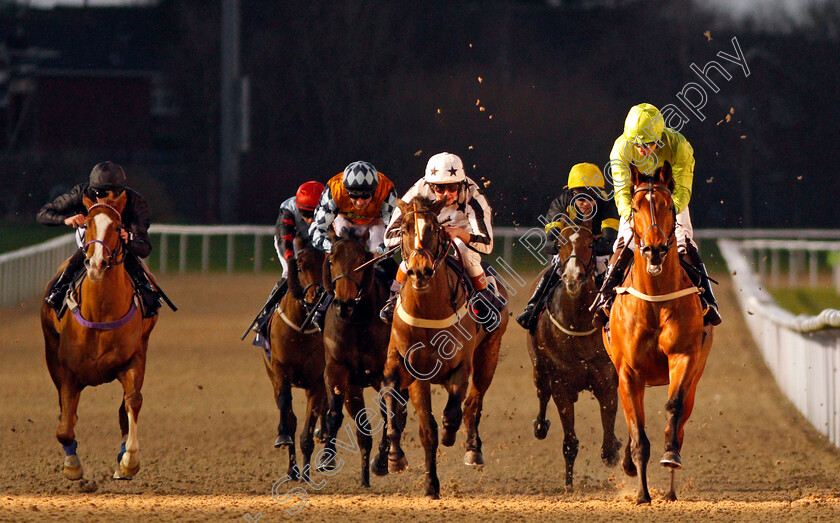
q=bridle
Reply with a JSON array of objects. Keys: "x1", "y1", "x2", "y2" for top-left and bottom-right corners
[
  {"x1": 631, "y1": 183, "x2": 676, "y2": 253},
  {"x1": 400, "y1": 207, "x2": 450, "y2": 276},
  {"x1": 556, "y1": 225, "x2": 596, "y2": 279},
  {"x1": 293, "y1": 248, "x2": 325, "y2": 312},
  {"x1": 83, "y1": 203, "x2": 126, "y2": 270},
  {"x1": 326, "y1": 238, "x2": 370, "y2": 310}
]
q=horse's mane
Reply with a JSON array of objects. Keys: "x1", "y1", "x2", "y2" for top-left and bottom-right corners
[{"x1": 406, "y1": 196, "x2": 438, "y2": 213}]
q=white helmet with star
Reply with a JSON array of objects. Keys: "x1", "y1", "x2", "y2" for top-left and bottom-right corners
[{"x1": 424, "y1": 152, "x2": 466, "y2": 184}]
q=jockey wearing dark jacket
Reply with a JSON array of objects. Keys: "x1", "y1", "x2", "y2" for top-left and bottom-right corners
[{"x1": 37, "y1": 162, "x2": 161, "y2": 317}]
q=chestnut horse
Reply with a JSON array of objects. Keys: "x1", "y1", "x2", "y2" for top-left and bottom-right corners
[
  {"x1": 528, "y1": 220, "x2": 621, "y2": 489},
  {"x1": 319, "y1": 230, "x2": 394, "y2": 488},
  {"x1": 604, "y1": 162, "x2": 713, "y2": 504},
  {"x1": 40, "y1": 192, "x2": 158, "y2": 480},
  {"x1": 263, "y1": 242, "x2": 327, "y2": 481},
  {"x1": 383, "y1": 197, "x2": 508, "y2": 499}
]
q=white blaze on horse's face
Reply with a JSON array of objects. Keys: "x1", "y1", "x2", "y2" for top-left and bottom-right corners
[
  {"x1": 562, "y1": 231, "x2": 584, "y2": 296},
  {"x1": 86, "y1": 213, "x2": 112, "y2": 281},
  {"x1": 414, "y1": 215, "x2": 427, "y2": 251}
]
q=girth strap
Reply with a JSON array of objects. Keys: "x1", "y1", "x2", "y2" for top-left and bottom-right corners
[{"x1": 615, "y1": 285, "x2": 700, "y2": 303}]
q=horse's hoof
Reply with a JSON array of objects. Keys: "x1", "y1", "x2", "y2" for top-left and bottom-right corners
[
  {"x1": 425, "y1": 492, "x2": 441, "y2": 500},
  {"x1": 371, "y1": 453, "x2": 389, "y2": 476},
  {"x1": 63, "y1": 455, "x2": 83, "y2": 481},
  {"x1": 464, "y1": 450, "x2": 484, "y2": 467},
  {"x1": 313, "y1": 428, "x2": 325, "y2": 444},
  {"x1": 316, "y1": 457, "x2": 337, "y2": 473},
  {"x1": 663, "y1": 491, "x2": 677, "y2": 502},
  {"x1": 622, "y1": 454, "x2": 637, "y2": 477},
  {"x1": 274, "y1": 434, "x2": 294, "y2": 448},
  {"x1": 113, "y1": 463, "x2": 139, "y2": 480},
  {"x1": 533, "y1": 418, "x2": 550, "y2": 439},
  {"x1": 602, "y1": 438, "x2": 622, "y2": 467},
  {"x1": 441, "y1": 429, "x2": 457, "y2": 447},
  {"x1": 388, "y1": 454, "x2": 408, "y2": 474},
  {"x1": 635, "y1": 493, "x2": 652, "y2": 505},
  {"x1": 660, "y1": 451, "x2": 682, "y2": 469}
]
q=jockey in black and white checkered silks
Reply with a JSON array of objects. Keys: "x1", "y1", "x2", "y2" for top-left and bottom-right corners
[
  {"x1": 307, "y1": 161, "x2": 399, "y2": 331},
  {"x1": 379, "y1": 152, "x2": 497, "y2": 323}
]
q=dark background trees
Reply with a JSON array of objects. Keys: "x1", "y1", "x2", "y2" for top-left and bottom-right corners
[{"x1": 2, "y1": 0, "x2": 838, "y2": 229}]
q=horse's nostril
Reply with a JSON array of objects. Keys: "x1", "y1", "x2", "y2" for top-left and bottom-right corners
[{"x1": 423, "y1": 269, "x2": 433, "y2": 278}]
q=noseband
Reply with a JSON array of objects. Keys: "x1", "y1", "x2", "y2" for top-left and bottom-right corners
[
  {"x1": 328, "y1": 240, "x2": 368, "y2": 308},
  {"x1": 84, "y1": 203, "x2": 125, "y2": 269},
  {"x1": 401, "y1": 209, "x2": 450, "y2": 275},
  {"x1": 557, "y1": 225, "x2": 595, "y2": 278},
  {"x1": 631, "y1": 184, "x2": 676, "y2": 252}
]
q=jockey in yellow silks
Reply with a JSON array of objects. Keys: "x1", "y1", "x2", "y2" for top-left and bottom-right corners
[{"x1": 590, "y1": 103, "x2": 721, "y2": 327}]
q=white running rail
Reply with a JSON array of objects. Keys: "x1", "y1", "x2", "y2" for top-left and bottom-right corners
[{"x1": 719, "y1": 239, "x2": 840, "y2": 447}]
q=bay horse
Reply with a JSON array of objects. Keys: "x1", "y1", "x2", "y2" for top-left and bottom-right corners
[
  {"x1": 263, "y1": 239, "x2": 327, "y2": 481},
  {"x1": 40, "y1": 192, "x2": 158, "y2": 480},
  {"x1": 604, "y1": 162, "x2": 713, "y2": 504},
  {"x1": 383, "y1": 197, "x2": 508, "y2": 499},
  {"x1": 318, "y1": 229, "x2": 394, "y2": 488},
  {"x1": 528, "y1": 219, "x2": 621, "y2": 489}
]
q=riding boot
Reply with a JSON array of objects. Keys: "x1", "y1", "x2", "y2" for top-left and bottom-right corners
[
  {"x1": 310, "y1": 290, "x2": 334, "y2": 333},
  {"x1": 125, "y1": 253, "x2": 162, "y2": 318},
  {"x1": 681, "y1": 250, "x2": 722, "y2": 326},
  {"x1": 590, "y1": 245, "x2": 634, "y2": 328},
  {"x1": 379, "y1": 279, "x2": 401, "y2": 324},
  {"x1": 45, "y1": 249, "x2": 86, "y2": 311},
  {"x1": 516, "y1": 266, "x2": 556, "y2": 332},
  {"x1": 254, "y1": 279, "x2": 288, "y2": 338}
]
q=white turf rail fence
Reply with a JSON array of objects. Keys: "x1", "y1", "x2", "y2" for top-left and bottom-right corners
[{"x1": 3, "y1": 225, "x2": 840, "y2": 445}]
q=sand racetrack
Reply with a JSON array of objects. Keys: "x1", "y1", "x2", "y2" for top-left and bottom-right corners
[{"x1": 2, "y1": 271, "x2": 840, "y2": 522}]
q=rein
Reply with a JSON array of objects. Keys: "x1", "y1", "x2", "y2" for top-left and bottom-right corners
[
  {"x1": 631, "y1": 184, "x2": 676, "y2": 252},
  {"x1": 84, "y1": 203, "x2": 126, "y2": 269}
]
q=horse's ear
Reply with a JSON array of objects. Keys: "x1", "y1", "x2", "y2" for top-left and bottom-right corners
[
  {"x1": 112, "y1": 190, "x2": 128, "y2": 214},
  {"x1": 328, "y1": 226, "x2": 339, "y2": 243},
  {"x1": 659, "y1": 161, "x2": 674, "y2": 187},
  {"x1": 82, "y1": 193, "x2": 94, "y2": 210},
  {"x1": 429, "y1": 198, "x2": 447, "y2": 216},
  {"x1": 395, "y1": 198, "x2": 410, "y2": 214},
  {"x1": 629, "y1": 163, "x2": 641, "y2": 188},
  {"x1": 293, "y1": 235, "x2": 304, "y2": 253}
]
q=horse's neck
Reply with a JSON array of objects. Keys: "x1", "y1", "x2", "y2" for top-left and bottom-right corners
[
  {"x1": 552, "y1": 278, "x2": 596, "y2": 324},
  {"x1": 280, "y1": 292, "x2": 305, "y2": 322},
  {"x1": 80, "y1": 268, "x2": 133, "y2": 317},
  {"x1": 400, "y1": 266, "x2": 460, "y2": 315},
  {"x1": 628, "y1": 248, "x2": 686, "y2": 294}
]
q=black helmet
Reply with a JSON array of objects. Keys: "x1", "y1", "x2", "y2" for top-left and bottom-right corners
[{"x1": 89, "y1": 161, "x2": 127, "y2": 190}]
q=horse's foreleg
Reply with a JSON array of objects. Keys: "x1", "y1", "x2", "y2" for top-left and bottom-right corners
[
  {"x1": 591, "y1": 362, "x2": 622, "y2": 467},
  {"x1": 661, "y1": 365, "x2": 703, "y2": 502},
  {"x1": 463, "y1": 337, "x2": 500, "y2": 467},
  {"x1": 344, "y1": 386, "x2": 373, "y2": 488},
  {"x1": 57, "y1": 382, "x2": 83, "y2": 481},
  {"x1": 441, "y1": 372, "x2": 468, "y2": 447},
  {"x1": 370, "y1": 383, "x2": 393, "y2": 477},
  {"x1": 618, "y1": 369, "x2": 651, "y2": 505},
  {"x1": 529, "y1": 350, "x2": 552, "y2": 440},
  {"x1": 383, "y1": 350, "x2": 411, "y2": 474},
  {"x1": 299, "y1": 384, "x2": 324, "y2": 481},
  {"x1": 319, "y1": 362, "x2": 347, "y2": 473},
  {"x1": 114, "y1": 362, "x2": 144, "y2": 480},
  {"x1": 551, "y1": 387, "x2": 578, "y2": 489},
  {"x1": 274, "y1": 376, "x2": 299, "y2": 480},
  {"x1": 410, "y1": 380, "x2": 440, "y2": 499}
]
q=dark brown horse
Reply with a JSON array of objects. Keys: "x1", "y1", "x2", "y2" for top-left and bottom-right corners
[
  {"x1": 263, "y1": 241, "x2": 327, "y2": 481},
  {"x1": 41, "y1": 192, "x2": 158, "y2": 480},
  {"x1": 383, "y1": 197, "x2": 508, "y2": 499},
  {"x1": 604, "y1": 162, "x2": 713, "y2": 504},
  {"x1": 319, "y1": 230, "x2": 393, "y2": 487},
  {"x1": 528, "y1": 220, "x2": 621, "y2": 489}
]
